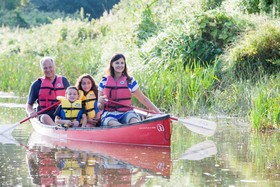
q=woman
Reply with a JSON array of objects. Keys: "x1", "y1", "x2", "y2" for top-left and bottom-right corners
[{"x1": 98, "y1": 53, "x2": 160, "y2": 126}]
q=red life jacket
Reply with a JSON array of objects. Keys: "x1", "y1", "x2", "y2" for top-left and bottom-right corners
[
  {"x1": 38, "y1": 76, "x2": 66, "y2": 109},
  {"x1": 103, "y1": 75, "x2": 132, "y2": 112}
]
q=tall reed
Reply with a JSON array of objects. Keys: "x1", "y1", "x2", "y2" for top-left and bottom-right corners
[
  {"x1": 134, "y1": 59, "x2": 217, "y2": 116},
  {"x1": 249, "y1": 76, "x2": 280, "y2": 130}
]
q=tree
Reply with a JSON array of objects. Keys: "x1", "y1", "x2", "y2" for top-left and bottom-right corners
[{"x1": 30, "y1": 0, "x2": 120, "y2": 19}]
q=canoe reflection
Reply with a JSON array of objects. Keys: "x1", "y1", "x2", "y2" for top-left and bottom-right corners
[{"x1": 27, "y1": 132, "x2": 171, "y2": 186}]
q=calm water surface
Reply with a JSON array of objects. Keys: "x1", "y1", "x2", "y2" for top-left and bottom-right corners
[{"x1": 0, "y1": 95, "x2": 280, "y2": 186}]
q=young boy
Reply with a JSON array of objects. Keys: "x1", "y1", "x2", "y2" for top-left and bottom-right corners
[{"x1": 54, "y1": 86, "x2": 87, "y2": 128}]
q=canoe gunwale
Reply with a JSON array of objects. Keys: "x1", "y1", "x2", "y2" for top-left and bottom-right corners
[{"x1": 37, "y1": 113, "x2": 170, "y2": 131}]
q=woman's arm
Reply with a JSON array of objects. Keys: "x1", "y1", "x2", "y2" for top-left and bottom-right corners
[
  {"x1": 133, "y1": 88, "x2": 160, "y2": 113},
  {"x1": 97, "y1": 90, "x2": 106, "y2": 110}
]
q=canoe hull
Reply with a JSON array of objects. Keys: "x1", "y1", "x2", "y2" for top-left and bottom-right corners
[{"x1": 30, "y1": 114, "x2": 171, "y2": 147}]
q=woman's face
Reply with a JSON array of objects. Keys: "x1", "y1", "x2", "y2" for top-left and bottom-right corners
[
  {"x1": 81, "y1": 78, "x2": 92, "y2": 93},
  {"x1": 111, "y1": 57, "x2": 125, "y2": 74}
]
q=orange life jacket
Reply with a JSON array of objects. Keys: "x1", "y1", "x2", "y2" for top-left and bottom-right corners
[{"x1": 103, "y1": 75, "x2": 132, "y2": 112}]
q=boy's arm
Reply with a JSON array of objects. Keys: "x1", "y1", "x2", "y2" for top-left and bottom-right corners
[{"x1": 55, "y1": 116, "x2": 72, "y2": 126}]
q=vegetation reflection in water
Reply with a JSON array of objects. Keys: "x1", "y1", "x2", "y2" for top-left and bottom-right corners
[{"x1": 1, "y1": 104, "x2": 280, "y2": 186}]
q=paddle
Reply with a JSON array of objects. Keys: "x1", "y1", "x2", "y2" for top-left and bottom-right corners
[
  {"x1": 106, "y1": 99, "x2": 217, "y2": 137},
  {"x1": 0, "y1": 101, "x2": 60, "y2": 135}
]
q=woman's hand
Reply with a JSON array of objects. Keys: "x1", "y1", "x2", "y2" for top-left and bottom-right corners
[
  {"x1": 98, "y1": 95, "x2": 107, "y2": 110},
  {"x1": 99, "y1": 95, "x2": 107, "y2": 105}
]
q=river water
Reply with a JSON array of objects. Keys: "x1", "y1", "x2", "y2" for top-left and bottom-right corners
[{"x1": 0, "y1": 94, "x2": 280, "y2": 186}]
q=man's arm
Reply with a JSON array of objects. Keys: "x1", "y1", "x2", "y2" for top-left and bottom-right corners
[
  {"x1": 26, "y1": 103, "x2": 37, "y2": 117},
  {"x1": 26, "y1": 80, "x2": 41, "y2": 117}
]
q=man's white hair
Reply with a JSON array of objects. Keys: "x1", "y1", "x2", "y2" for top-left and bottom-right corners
[{"x1": 40, "y1": 56, "x2": 55, "y2": 69}]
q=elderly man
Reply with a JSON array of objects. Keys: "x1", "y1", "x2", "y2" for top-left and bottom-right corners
[{"x1": 25, "y1": 56, "x2": 70, "y2": 125}]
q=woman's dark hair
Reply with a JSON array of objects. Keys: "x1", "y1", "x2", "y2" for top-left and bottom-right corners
[
  {"x1": 75, "y1": 74, "x2": 98, "y2": 97},
  {"x1": 106, "y1": 53, "x2": 132, "y2": 83}
]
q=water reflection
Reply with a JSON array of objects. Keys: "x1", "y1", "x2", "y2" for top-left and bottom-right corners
[
  {"x1": 26, "y1": 132, "x2": 171, "y2": 186},
  {"x1": 0, "y1": 132, "x2": 19, "y2": 145},
  {"x1": 179, "y1": 140, "x2": 217, "y2": 161}
]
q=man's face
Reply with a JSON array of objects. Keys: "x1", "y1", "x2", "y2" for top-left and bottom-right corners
[{"x1": 41, "y1": 59, "x2": 55, "y2": 79}]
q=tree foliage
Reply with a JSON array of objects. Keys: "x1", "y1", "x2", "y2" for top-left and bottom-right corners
[
  {"x1": 0, "y1": 0, "x2": 120, "y2": 28},
  {"x1": 30, "y1": 0, "x2": 120, "y2": 19}
]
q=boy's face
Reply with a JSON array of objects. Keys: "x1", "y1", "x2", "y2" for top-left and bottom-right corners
[{"x1": 66, "y1": 88, "x2": 79, "y2": 102}]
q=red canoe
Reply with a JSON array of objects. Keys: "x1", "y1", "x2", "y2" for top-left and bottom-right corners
[{"x1": 30, "y1": 113, "x2": 171, "y2": 147}]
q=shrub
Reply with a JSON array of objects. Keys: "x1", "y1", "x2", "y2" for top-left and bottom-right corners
[
  {"x1": 224, "y1": 22, "x2": 280, "y2": 80},
  {"x1": 200, "y1": 0, "x2": 224, "y2": 10},
  {"x1": 140, "y1": 10, "x2": 245, "y2": 69},
  {"x1": 136, "y1": 4, "x2": 159, "y2": 46},
  {"x1": 238, "y1": 0, "x2": 280, "y2": 18}
]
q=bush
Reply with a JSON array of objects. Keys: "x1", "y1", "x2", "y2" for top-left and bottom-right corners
[
  {"x1": 200, "y1": 0, "x2": 224, "y2": 10},
  {"x1": 136, "y1": 5, "x2": 159, "y2": 46},
  {"x1": 140, "y1": 10, "x2": 245, "y2": 69},
  {"x1": 224, "y1": 22, "x2": 280, "y2": 80},
  {"x1": 238, "y1": 0, "x2": 280, "y2": 17}
]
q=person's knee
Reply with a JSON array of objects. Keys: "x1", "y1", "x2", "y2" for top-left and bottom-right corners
[
  {"x1": 128, "y1": 117, "x2": 139, "y2": 124},
  {"x1": 107, "y1": 119, "x2": 121, "y2": 126},
  {"x1": 124, "y1": 112, "x2": 139, "y2": 124},
  {"x1": 41, "y1": 114, "x2": 55, "y2": 125}
]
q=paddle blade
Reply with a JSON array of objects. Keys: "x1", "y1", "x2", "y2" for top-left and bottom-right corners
[
  {"x1": 179, "y1": 140, "x2": 217, "y2": 160},
  {"x1": 0, "y1": 122, "x2": 20, "y2": 135},
  {"x1": 0, "y1": 134, "x2": 19, "y2": 145},
  {"x1": 177, "y1": 117, "x2": 217, "y2": 137}
]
